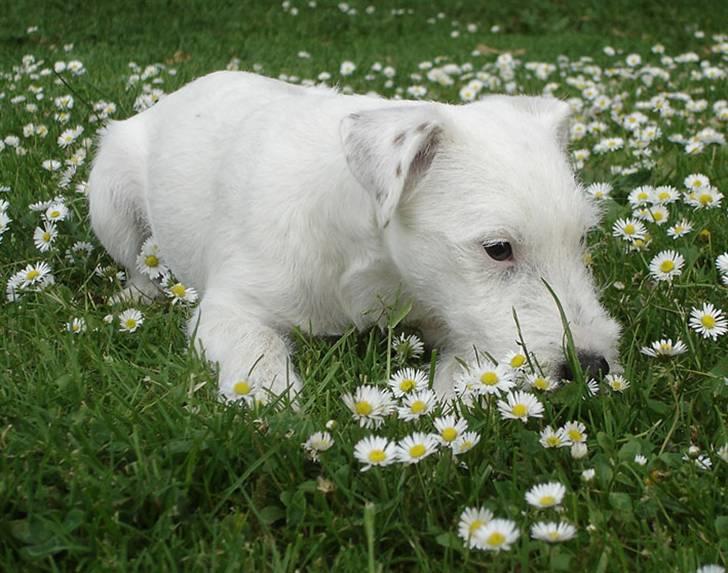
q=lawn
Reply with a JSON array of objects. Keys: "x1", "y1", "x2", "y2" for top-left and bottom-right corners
[{"x1": 0, "y1": 1, "x2": 726, "y2": 571}]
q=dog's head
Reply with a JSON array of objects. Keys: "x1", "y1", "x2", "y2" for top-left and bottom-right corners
[{"x1": 341, "y1": 95, "x2": 620, "y2": 379}]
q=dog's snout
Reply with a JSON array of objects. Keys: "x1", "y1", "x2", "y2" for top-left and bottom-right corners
[{"x1": 557, "y1": 352, "x2": 610, "y2": 381}]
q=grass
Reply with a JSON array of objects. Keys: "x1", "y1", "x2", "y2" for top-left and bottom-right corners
[{"x1": 0, "y1": 1, "x2": 727, "y2": 571}]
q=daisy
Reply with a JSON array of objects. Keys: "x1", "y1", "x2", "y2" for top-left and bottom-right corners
[
  {"x1": 636, "y1": 204, "x2": 669, "y2": 225},
  {"x1": 640, "y1": 338, "x2": 688, "y2": 357},
  {"x1": 65, "y1": 317, "x2": 86, "y2": 334},
  {"x1": 667, "y1": 219, "x2": 693, "y2": 239},
  {"x1": 392, "y1": 332, "x2": 425, "y2": 361},
  {"x1": 527, "y1": 373, "x2": 559, "y2": 392},
  {"x1": 118, "y1": 308, "x2": 144, "y2": 333},
  {"x1": 395, "y1": 432, "x2": 439, "y2": 464},
  {"x1": 353, "y1": 436, "x2": 396, "y2": 471},
  {"x1": 33, "y1": 222, "x2": 57, "y2": 252},
  {"x1": 525, "y1": 482, "x2": 566, "y2": 509},
  {"x1": 342, "y1": 386, "x2": 395, "y2": 428},
  {"x1": 136, "y1": 237, "x2": 168, "y2": 280},
  {"x1": 302, "y1": 431, "x2": 334, "y2": 461},
  {"x1": 44, "y1": 202, "x2": 69, "y2": 222},
  {"x1": 605, "y1": 373, "x2": 630, "y2": 392},
  {"x1": 581, "y1": 468, "x2": 595, "y2": 481},
  {"x1": 166, "y1": 281, "x2": 198, "y2": 305},
  {"x1": 472, "y1": 518, "x2": 520, "y2": 552},
  {"x1": 571, "y1": 442, "x2": 589, "y2": 459},
  {"x1": 651, "y1": 185, "x2": 679, "y2": 204},
  {"x1": 561, "y1": 421, "x2": 587, "y2": 444},
  {"x1": 433, "y1": 415, "x2": 468, "y2": 446},
  {"x1": 19, "y1": 261, "x2": 53, "y2": 288},
  {"x1": 696, "y1": 565, "x2": 725, "y2": 573},
  {"x1": 502, "y1": 350, "x2": 528, "y2": 371},
  {"x1": 649, "y1": 250, "x2": 684, "y2": 282},
  {"x1": 452, "y1": 431, "x2": 481, "y2": 455},
  {"x1": 586, "y1": 378, "x2": 600, "y2": 397},
  {"x1": 634, "y1": 454, "x2": 648, "y2": 466},
  {"x1": 458, "y1": 506, "x2": 494, "y2": 547},
  {"x1": 397, "y1": 389, "x2": 437, "y2": 421},
  {"x1": 530, "y1": 521, "x2": 577, "y2": 543},
  {"x1": 612, "y1": 218, "x2": 646, "y2": 242},
  {"x1": 684, "y1": 186, "x2": 723, "y2": 209},
  {"x1": 388, "y1": 367, "x2": 428, "y2": 397},
  {"x1": 715, "y1": 253, "x2": 728, "y2": 275},
  {"x1": 689, "y1": 303, "x2": 727, "y2": 340},
  {"x1": 229, "y1": 378, "x2": 261, "y2": 404},
  {"x1": 683, "y1": 173, "x2": 710, "y2": 191},
  {"x1": 539, "y1": 426, "x2": 569, "y2": 448},
  {"x1": 497, "y1": 391, "x2": 544, "y2": 422},
  {"x1": 585, "y1": 182, "x2": 612, "y2": 200},
  {"x1": 471, "y1": 360, "x2": 515, "y2": 396},
  {"x1": 628, "y1": 186, "x2": 654, "y2": 207}
]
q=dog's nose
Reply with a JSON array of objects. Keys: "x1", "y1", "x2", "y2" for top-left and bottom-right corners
[{"x1": 557, "y1": 352, "x2": 610, "y2": 381}]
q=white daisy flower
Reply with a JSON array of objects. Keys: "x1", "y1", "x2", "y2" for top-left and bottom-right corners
[
  {"x1": 433, "y1": 415, "x2": 468, "y2": 446},
  {"x1": 33, "y1": 222, "x2": 57, "y2": 252},
  {"x1": 635, "y1": 204, "x2": 669, "y2": 225},
  {"x1": 605, "y1": 373, "x2": 630, "y2": 392},
  {"x1": 502, "y1": 350, "x2": 528, "y2": 371},
  {"x1": 649, "y1": 250, "x2": 684, "y2": 282},
  {"x1": 683, "y1": 453, "x2": 713, "y2": 471},
  {"x1": 651, "y1": 185, "x2": 679, "y2": 204},
  {"x1": 392, "y1": 332, "x2": 425, "y2": 361},
  {"x1": 302, "y1": 431, "x2": 334, "y2": 461},
  {"x1": 457, "y1": 506, "x2": 494, "y2": 547},
  {"x1": 628, "y1": 186, "x2": 654, "y2": 207},
  {"x1": 353, "y1": 435, "x2": 396, "y2": 471},
  {"x1": 342, "y1": 385, "x2": 395, "y2": 429},
  {"x1": 571, "y1": 442, "x2": 589, "y2": 459},
  {"x1": 640, "y1": 338, "x2": 688, "y2": 357},
  {"x1": 667, "y1": 219, "x2": 693, "y2": 239},
  {"x1": 717, "y1": 444, "x2": 728, "y2": 464},
  {"x1": 19, "y1": 261, "x2": 53, "y2": 288},
  {"x1": 118, "y1": 308, "x2": 144, "y2": 333},
  {"x1": 525, "y1": 482, "x2": 566, "y2": 509},
  {"x1": 683, "y1": 173, "x2": 710, "y2": 191},
  {"x1": 696, "y1": 565, "x2": 725, "y2": 573},
  {"x1": 395, "y1": 432, "x2": 439, "y2": 464},
  {"x1": 497, "y1": 391, "x2": 544, "y2": 422},
  {"x1": 634, "y1": 454, "x2": 648, "y2": 466},
  {"x1": 581, "y1": 468, "x2": 595, "y2": 481},
  {"x1": 136, "y1": 237, "x2": 169, "y2": 280},
  {"x1": 540, "y1": 426, "x2": 569, "y2": 448},
  {"x1": 689, "y1": 303, "x2": 727, "y2": 340},
  {"x1": 226, "y1": 378, "x2": 263, "y2": 404},
  {"x1": 165, "y1": 281, "x2": 198, "y2": 305},
  {"x1": 561, "y1": 421, "x2": 587, "y2": 444},
  {"x1": 452, "y1": 431, "x2": 481, "y2": 455},
  {"x1": 527, "y1": 373, "x2": 559, "y2": 392},
  {"x1": 388, "y1": 367, "x2": 428, "y2": 397},
  {"x1": 585, "y1": 182, "x2": 612, "y2": 200},
  {"x1": 530, "y1": 521, "x2": 577, "y2": 543},
  {"x1": 397, "y1": 389, "x2": 437, "y2": 421},
  {"x1": 44, "y1": 202, "x2": 69, "y2": 222},
  {"x1": 715, "y1": 253, "x2": 728, "y2": 275},
  {"x1": 65, "y1": 317, "x2": 86, "y2": 334},
  {"x1": 472, "y1": 518, "x2": 520, "y2": 552},
  {"x1": 684, "y1": 186, "x2": 723, "y2": 209},
  {"x1": 612, "y1": 217, "x2": 646, "y2": 242},
  {"x1": 472, "y1": 360, "x2": 516, "y2": 396}
]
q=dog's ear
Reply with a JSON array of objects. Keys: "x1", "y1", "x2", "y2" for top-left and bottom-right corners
[
  {"x1": 503, "y1": 96, "x2": 572, "y2": 149},
  {"x1": 340, "y1": 107, "x2": 443, "y2": 227}
]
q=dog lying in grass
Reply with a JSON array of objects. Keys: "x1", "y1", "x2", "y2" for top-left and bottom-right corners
[{"x1": 89, "y1": 71, "x2": 620, "y2": 402}]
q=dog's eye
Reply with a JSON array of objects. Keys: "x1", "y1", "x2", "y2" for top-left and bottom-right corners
[{"x1": 483, "y1": 241, "x2": 513, "y2": 262}]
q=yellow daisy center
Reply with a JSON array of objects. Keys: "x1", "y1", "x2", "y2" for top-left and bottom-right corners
[
  {"x1": 701, "y1": 315, "x2": 716, "y2": 329},
  {"x1": 144, "y1": 254, "x2": 159, "y2": 268},
  {"x1": 233, "y1": 381, "x2": 251, "y2": 395},
  {"x1": 624, "y1": 224, "x2": 635, "y2": 235},
  {"x1": 637, "y1": 192, "x2": 649, "y2": 200},
  {"x1": 594, "y1": 191, "x2": 604, "y2": 199},
  {"x1": 409, "y1": 444, "x2": 426, "y2": 458},
  {"x1": 612, "y1": 381, "x2": 624, "y2": 390},
  {"x1": 124, "y1": 319, "x2": 137, "y2": 329},
  {"x1": 567, "y1": 430, "x2": 583, "y2": 442},
  {"x1": 511, "y1": 404, "x2": 528, "y2": 418},
  {"x1": 368, "y1": 449, "x2": 386, "y2": 463},
  {"x1": 674, "y1": 225, "x2": 684, "y2": 233},
  {"x1": 441, "y1": 427, "x2": 458, "y2": 442},
  {"x1": 699, "y1": 193, "x2": 712, "y2": 206},
  {"x1": 480, "y1": 371, "x2": 498, "y2": 386},
  {"x1": 468, "y1": 520, "x2": 484, "y2": 535},
  {"x1": 399, "y1": 378, "x2": 415, "y2": 393},
  {"x1": 170, "y1": 283, "x2": 187, "y2": 298},
  {"x1": 486, "y1": 532, "x2": 506, "y2": 547},
  {"x1": 691, "y1": 180, "x2": 702, "y2": 188},
  {"x1": 548, "y1": 531, "x2": 560, "y2": 541},
  {"x1": 460, "y1": 440, "x2": 473, "y2": 449},
  {"x1": 659, "y1": 260, "x2": 674, "y2": 273},
  {"x1": 410, "y1": 400, "x2": 426, "y2": 414},
  {"x1": 42, "y1": 232, "x2": 51, "y2": 241},
  {"x1": 533, "y1": 377, "x2": 549, "y2": 390},
  {"x1": 49, "y1": 210, "x2": 60, "y2": 218},
  {"x1": 354, "y1": 401, "x2": 373, "y2": 416},
  {"x1": 658, "y1": 191, "x2": 670, "y2": 201},
  {"x1": 510, "y1": 354, "x2": 526, "y2": 368},
  {"x1": 652, "y1": 211, "x2": 663, "y2": 221},
  {"x1": 539, "y1": 495, "x2": 556, "y2": 506},
  {"x1": 72, "y1": 323, "x2": 80, "y2": 332},
  {"x1": 546, "y1": 436, "x2": 561, "y2": 447},
  {"x1": 26, "y1": 269, "x2": 40, "y2": 280},
  {"x1": 659, "y1": 342, "x2": 670, "y2": 351}
]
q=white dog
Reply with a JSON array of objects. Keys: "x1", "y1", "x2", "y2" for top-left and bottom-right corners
[{"x1": 88, "y1": 71, "x2": 620, "y2": 402}]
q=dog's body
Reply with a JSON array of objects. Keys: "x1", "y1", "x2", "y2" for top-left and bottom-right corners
[{"x1": 89, "y1": 71, "x2": 620, "y2": 401}]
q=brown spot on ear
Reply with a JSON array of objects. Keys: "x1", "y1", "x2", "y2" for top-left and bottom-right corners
[
  {"x1": 416, "y1": 122, "x2": 430, "y2": 132},
  {"x1": 395, "y1": 162, "x2": 402, "y2": 177},
  {"x1": 393, "y1": 131, "x2": 406, "y2": 146}
]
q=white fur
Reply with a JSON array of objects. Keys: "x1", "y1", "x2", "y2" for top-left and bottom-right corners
[{"x1": 88, "y1": 71, "x2": 620, "y2": 401}]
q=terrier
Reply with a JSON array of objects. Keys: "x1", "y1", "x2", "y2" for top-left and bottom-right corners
[{"x1": 88, "y1": 71, "x2": 620, "y2": 402}]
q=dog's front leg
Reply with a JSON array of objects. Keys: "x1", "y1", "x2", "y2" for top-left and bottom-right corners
[{"x1": 189, "y1": 291, "x2": 301, "y2": 404}]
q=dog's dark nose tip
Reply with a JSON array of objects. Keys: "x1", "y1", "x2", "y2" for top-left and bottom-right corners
[{"x1": 557, "y1": 352, "x2": 610, "y2": 381}]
